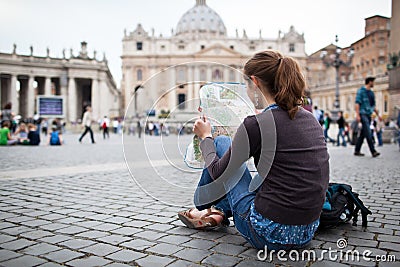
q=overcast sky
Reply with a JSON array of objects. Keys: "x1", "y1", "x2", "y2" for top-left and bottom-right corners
[{"x1": 0, "y1": 0, "x2": 392, "y2": 87}]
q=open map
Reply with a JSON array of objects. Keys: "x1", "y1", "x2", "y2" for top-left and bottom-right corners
[{"x1": 184, "y1": 82, "x2": 255, "y2": 169}]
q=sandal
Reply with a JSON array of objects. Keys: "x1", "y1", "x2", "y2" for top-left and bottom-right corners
[{"x1": 178, "y1": 207, "x2": 225, "y2": 230}]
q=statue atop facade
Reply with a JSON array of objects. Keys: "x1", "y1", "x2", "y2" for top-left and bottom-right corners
[
  {"x1": 30, "y1": 45, "x2": 33, "y2": 56},
  {"x1": 79, "y1": 41, "x2": 88, "y2": 58},
  {"x1": 13, "y1": 43, "x2": 16, "y2": 54},
  {"x1": 46, "y1": 47, "x2": 50, "y2": 57}
]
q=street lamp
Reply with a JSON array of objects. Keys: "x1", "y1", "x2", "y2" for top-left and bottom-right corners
[{"x1": 320, "y1": 35, "x2": 354, "y2": 120}]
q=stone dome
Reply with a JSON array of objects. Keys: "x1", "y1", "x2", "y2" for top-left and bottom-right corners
[{"x1": 175, "y1": 0, "x2": 226, "y2": 37}]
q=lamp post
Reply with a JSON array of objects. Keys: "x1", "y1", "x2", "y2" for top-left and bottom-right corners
[{"x1": 320, "y1": 35, "x2": 354, "y2": 121}]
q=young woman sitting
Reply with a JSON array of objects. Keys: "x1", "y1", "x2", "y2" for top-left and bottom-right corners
[{"x1": 178, "y1": 50, "x2": 330, "y2": 251}]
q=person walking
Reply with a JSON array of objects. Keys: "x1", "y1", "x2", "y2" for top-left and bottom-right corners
[
  {"x1": 323, "y1": 112, "x2": 335, "y2": 144},
  {"x1": 375, "y1": 115, "x2": 384, "y2": 147},
  {"x1": 137, "y1": 119, "x2": 143, "y2": 138},
  {"x1": 313, "y1": 106, "x2": 323, "y2": 126},
  {"x1": 354, "y1": 77, "x2": 380, "y2": 157},
  {"x1": 112, "y1": 118, "x2": 119, "y2": 134},
  {"x1": 79, "y1": 106, "x2": 95, "y2": 144},
  {"x1": 177, "y1": 50, "x2": 329, "y2": 251},
  {"x1": 336, "y1": 111, "x2": 346, "y2": 146},
  {"x1": 101, "y1": 116, "x2": 110, "y2": 139}
]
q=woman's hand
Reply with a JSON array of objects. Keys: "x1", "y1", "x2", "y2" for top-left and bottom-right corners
[{"x1": 193, "y1": 116, "x2": 212, "y2": 139}]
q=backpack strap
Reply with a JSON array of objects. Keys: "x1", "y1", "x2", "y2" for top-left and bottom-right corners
[
  {"x1": 352, "y1": 206, "x2": 360, "y2": 226},
  {"x1": 339, "y1": 184, "x2": 372, "y2": 227}
]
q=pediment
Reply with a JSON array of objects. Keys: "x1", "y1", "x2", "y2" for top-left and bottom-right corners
[{"x1": 195, "y1": 44, "x2": 242, "y2": 57}]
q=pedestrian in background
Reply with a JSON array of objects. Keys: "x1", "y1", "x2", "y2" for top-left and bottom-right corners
[
  {"x1": 112, "y1": 118, "x2": 119, "y2": 134},
  {"x1": 336, "y1": 111, "x2": 346, "y2": 147},
  {"x1": 0, "y1": 120, "x2": 17, "y2": 146},
  {"x1": 313, "y1": 106, "x2": 323, "y2": 126},
  {"x1": 323, "y1": 112, "x2": 335, "y2": 144},
  {"x1": 101, "y1": 116, "x2": 110, "y2": 139},
  {"x1": 0, "y1": 102, "x2": 14, "y2": 125},
  {"x1": 14, "y1": 122, "x2": 29, "y2": 144},
  {"x1": 354, "y1": 77, "x2": 380, "y2": 157},
  {"x1": 137, "y1": 119, "x2": 143, "y2": 138},
  {"x1": 48, "y1": 125, "x2": 63, "y2": 146},
  {"x1": 27, "y1": 123, "x2": 40, "y2": 146},
  {"x1": 375, "y1": 115, "x2": 384, "y2": 147},
  {"x1": 79, "y1": 105, "x2": 96, "y2": 144},
  {"x1": 41, "y1": 118, "x2": 48, "y2": 136}
]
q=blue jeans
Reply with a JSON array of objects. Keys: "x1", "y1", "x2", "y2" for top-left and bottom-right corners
[
  {"x1": 337, "y1": 128, "x2": 346, "y2": 146},
  {"x1": 324, "y1": 128, "x2": 334, "y2": 143},
  {"x1": 376, "y1": 130, "x2": 383, "y2": 146},
  {"x1": 355, "y1": 114, "x2": 376, "y2": 154},
  {"x1": 194, "y1": 136, "x2": 308, "y2": 250}
]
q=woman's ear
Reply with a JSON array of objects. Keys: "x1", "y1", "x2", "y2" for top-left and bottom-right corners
[{"x1": 250, "y1": 76, "x2": 260, "y2": 88}]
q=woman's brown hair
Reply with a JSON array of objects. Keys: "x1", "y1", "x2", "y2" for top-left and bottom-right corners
[{"x1": 244, "y1": 50, "x2": 306, "y2": 119}]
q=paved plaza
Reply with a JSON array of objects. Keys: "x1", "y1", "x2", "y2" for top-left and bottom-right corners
[{"x1": 0, "y1": 131, "x2": 399, "y2": 267}]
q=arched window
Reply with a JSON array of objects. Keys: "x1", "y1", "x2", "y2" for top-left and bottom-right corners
[{"x1": 137, "y1": 69, "x2": 143, "y2": 81}]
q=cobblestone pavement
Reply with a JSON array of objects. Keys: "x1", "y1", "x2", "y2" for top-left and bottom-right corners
[{"x1": 0, "y1": 132, "x2": 399, "y2": 266}]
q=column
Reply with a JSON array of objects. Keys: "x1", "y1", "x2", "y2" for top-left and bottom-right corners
[
  {"x1": 27, "y1": 76, "x2": 35, "y2": 117},
  {"x1": 187, "y1": 65, "x2": 193, "y2": 110},
  {"x1": 67, "y1": 77, "x2": 77, "y2": 122},
  {"x1": 147, "y1": 66, "x2": 158, "y2": 112},
  {"x1": 207, "y1": 66, "x2": 212, "y2": 83},
  {"x1": 10, "y1": 74, "x2": 18, "y2": 115},
  {"x1": 193, "y1": 66, "x2": 200, "y2": 103},
  {"x1": 60, "y1": 84, "x2": 67, "y2": 119},
  {"x1": 91, "y1": 78, "x2": 99, "y2": 120},
  {"x1": 99, "y1": 79, "x2": 108, "y2": 118},
  {"x1": 168, "y1": 68, "x2": 176, "y2": 111},
  {"x1": 223, "y1": 67, "x2": 230, "y2": 83},
  {"x1": 44, "y1": 77, "x2": 52, "y2": 95}
]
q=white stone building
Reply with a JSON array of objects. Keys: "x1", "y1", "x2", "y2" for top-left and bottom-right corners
[
  {"x1": 0, "y1": 42, "x2": 121, "y2": 123},
  {"x1": 121, "y1": 0, "x2": 307, "y2": 118}
]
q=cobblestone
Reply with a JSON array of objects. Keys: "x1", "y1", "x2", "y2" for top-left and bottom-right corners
[{"x1": 0, "y1": 134, "x2": 399, "y2": 266}]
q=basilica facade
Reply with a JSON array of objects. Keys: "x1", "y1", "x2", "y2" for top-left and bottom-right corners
[{"x1": 121, "y1": 0, "x2": 307, "y2": 118}]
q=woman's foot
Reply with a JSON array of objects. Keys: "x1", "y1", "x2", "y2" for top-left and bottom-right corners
[{"x1": 178, "y1": 207, "x2": 225, "y2": 230}]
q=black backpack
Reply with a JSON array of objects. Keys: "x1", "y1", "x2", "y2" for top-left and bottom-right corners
[{"x1": 319, "y1": 183, "x2": 372, "y2": 228}]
